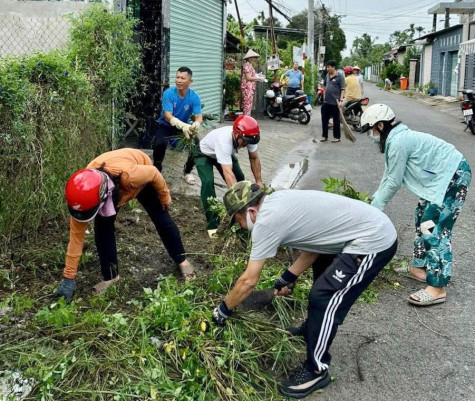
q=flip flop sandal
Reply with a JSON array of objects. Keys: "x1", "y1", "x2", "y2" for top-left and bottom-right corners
[
  {"x1": 394, "y1": 265, "x2": 426, "y2": 283},
  {"x1": 92, "y1": 275, "x2": 120, "y2": 295},
  {"x1": 331, "y1": 139, "x2": 341, "y2": 143},
  {"x1": 183, "y1": 173, "x2": 196, "y2": 185},
  {"x1": 178, "y1": 262, "x2": 195, "y2": 281},
  {"x1": 408, "y1": 289, "x2": 446, "y2": 306}
]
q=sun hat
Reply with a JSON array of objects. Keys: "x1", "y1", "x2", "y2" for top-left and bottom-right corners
[
  {"x1": 243, "y1": 49, "x2": 260, "y2": 59},
  {"x1": 353, "y1": 65, "x2": 361, "y2": 71}
]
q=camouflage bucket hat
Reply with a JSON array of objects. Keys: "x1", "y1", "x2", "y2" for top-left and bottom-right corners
[{"x1": 223, "y1": 181, "x2": 263, "y2": 225}]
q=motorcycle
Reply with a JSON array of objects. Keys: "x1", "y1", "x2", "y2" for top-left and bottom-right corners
[
  {"x1": 314, "y1": 79, "x2": 324, "y2": 105},
  {"x1": 342, "y1": 97, "x2": 370, "y2": 132},
  {"x1": 460, "y1": 89, "x2": 475, "y2": 135},
  {"x1": 265, "y1": 82, "x2": 312, "y2": 124}
]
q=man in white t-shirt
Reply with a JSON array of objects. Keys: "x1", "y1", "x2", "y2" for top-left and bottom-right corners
[
  {"x1": 212, "y1": 181, "x2": 398, "y2": 399},
  {"x1": 193, "y1": 116, "x2": 262, "y2": 237}
]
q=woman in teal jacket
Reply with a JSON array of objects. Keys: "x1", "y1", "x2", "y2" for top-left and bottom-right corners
[{"x1": 361, "y1": 104, "x2": 471, "y2": 306}]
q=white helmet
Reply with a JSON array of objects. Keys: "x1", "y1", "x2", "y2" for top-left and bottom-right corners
[
  {"x1": 360, "y1": 104, "x2": 395, "y2": 132},
  {"x1": 266, "y1": 89, "x2": 275, "y2": 99},
  {"x1": 276, "y1": 96, "x2": 283, "y2": 104}
]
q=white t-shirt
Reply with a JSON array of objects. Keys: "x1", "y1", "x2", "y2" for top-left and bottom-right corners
[
  {"x1": 199, "y1": 126, "x2": 258, "y2": 165},
  {"x1": 249, "y1": 190, "x2": 397, "y2": 260}
]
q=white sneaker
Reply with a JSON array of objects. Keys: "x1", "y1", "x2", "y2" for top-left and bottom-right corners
[
  {"x1": 183, "y1": 173, "x2": 196, "y2": 185},
  {"x1": 207, "y1": 229, "x2": 218, "y2": 239}
]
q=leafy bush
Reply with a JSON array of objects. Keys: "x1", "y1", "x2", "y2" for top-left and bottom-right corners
[
  {"x1": 381, "y1": 62, "x2": 403, "y2": 84},
  {"x1": 225, "y1": 72, "x2": 241, "y2": 110},
  {"x1": 0, "y1": 5, "x2": 141, "y2": 251}
]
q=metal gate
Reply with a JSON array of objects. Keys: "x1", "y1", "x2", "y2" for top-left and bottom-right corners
[{"x1": 169, "y1": 0, "x2": 224, "y2": 120}]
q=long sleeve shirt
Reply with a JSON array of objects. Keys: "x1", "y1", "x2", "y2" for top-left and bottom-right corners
[
  {"x1": 371, "y1": 125, "x2": 463, "y2": 211},
  {"x1": 63, "y1": 148, "x2": 171, "y2": 278}
]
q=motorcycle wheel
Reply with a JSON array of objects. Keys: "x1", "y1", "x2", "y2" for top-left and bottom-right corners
[
  {"x1": 266, "y1": 105, "x2": 276, "y2": 119},
  {"x1": 469, "y1": 118, "x2": 475, "y2": 135},
  {"x1": 298, "y1": 110, "x2": 311, "y2": 125},
  {"x1": 351, "y1": 110, "x2": 363, "y2": 132}
]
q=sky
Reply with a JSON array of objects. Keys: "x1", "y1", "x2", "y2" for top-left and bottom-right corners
[{"x1": 228, "y1": 0, "x2": 447, "y2": 56}]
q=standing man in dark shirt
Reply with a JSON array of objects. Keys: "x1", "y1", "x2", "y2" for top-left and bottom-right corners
[{"x1": 321, "y1": 61, "x2": 345, "y2": 143}]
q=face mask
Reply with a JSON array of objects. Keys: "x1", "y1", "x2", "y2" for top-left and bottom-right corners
[
  {"x1": 368, "y1": 133, "x2": 380, "y2": 143},
  {"x1": 246, "y1": 210, "x2": 255, "y2": 232}
]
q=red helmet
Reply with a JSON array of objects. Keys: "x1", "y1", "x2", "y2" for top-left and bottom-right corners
[
  {"x1": 65, "y1": 169, "x2": 107, "y2": 222},
  {"x1": 233, "y1": 115, "x2": 260, "y2": 144},
  {"x1": 344, "y1": 66, "x2": 353, "y2": 75}
]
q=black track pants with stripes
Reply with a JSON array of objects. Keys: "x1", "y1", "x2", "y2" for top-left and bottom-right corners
[{"x1": 306, "y1": 240, "x2": 398, "y2": 371}]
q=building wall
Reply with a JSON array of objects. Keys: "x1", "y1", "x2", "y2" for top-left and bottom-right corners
[
  {"x1": 430, "y1": 26, "x2": 463, "y2": 96},
  {"x1": 421, "y1": 44, "x2": 433, "y2": 86}
]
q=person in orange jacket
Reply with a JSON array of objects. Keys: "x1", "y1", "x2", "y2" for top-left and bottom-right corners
[{"x1": 55, "y1": 148, "x2": 194, "y2": 301}]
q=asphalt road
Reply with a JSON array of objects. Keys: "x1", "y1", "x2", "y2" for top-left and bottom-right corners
[{"x1": 295, "y1": 83, "x2": 475, "y2": 401}]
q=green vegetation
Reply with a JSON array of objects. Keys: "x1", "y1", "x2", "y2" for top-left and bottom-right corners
[{"x1": 0, "y1": 5, "x2": 141, "y2": 252}]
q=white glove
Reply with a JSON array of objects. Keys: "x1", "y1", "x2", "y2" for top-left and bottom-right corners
[
  {"x1": 191, "y1": 121, "x2": 201, "y2": 135},
  {"x1": 169, "y1": 116, "x2": 192, "y2": 140}
]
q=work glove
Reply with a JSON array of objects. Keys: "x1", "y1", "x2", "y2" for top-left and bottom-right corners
[
  {"x1": 169, "y1": 116, "x2": 193, "y2": 140},
  {"x1": 212, "y1": 300, "x2": 232, "y2": 327},
  {"x1": 190, "y1": 121, "x2": 201, "y2": 136},
  {"x1": 274, "y1": 269, "x2": 298, "y2": 292},
  {"x1": 55, "y1": 277, "x2": 76, "y2": 302}
]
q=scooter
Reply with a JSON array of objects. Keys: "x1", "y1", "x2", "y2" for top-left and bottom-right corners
[
  {"x1": 460, "y1": 89, "x2": 475, "y2": 135},
  {"x1": 314, "y1": 79, "x2": 324, "y2": 105},
  {"x1": 265, "y1": 82, "x2": 312, "y2": 125},
  {"x1": 342, "y1": 97, "x2": 370, "y2": 132}
]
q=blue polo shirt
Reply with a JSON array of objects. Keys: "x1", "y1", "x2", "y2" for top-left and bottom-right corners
[
  {"x1": 157, "y1": 87, "x2": 201, "y2": 126},
  {"x1": 284, "y1": 69, "x2": 303, "y2": 88}
]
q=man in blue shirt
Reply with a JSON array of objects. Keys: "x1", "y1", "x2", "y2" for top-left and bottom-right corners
[
  {"x1": 153, "y1": 66, "x2": 202, "y2": 184},
  {"x1": 283, "y1": 61, "x2": 304, "y2": 96}
]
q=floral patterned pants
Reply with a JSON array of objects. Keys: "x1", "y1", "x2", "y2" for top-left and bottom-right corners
[{"x1": 412, "y1": 158, "x2": 471, "y2": 287}]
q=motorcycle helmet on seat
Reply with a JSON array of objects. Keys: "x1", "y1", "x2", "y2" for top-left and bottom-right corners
[
  {"x1": 233, "y1": 115, "x2": 260, "y2": 145},
  {"x1": 266, "y1": 89, "x2": 276, "y2": 98}
]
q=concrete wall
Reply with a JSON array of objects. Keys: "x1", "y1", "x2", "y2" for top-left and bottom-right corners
[
  {"x1": 421, "y1": 44, "x2": 433, "y2": 85},
  {"x1": 0, "y1": 0, "x2": 90, "y2": 57}
]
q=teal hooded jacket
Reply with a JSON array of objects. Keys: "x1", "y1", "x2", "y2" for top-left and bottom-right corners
[{"x1": 371, "y1": 124, "x2": 463, "y2": 211}]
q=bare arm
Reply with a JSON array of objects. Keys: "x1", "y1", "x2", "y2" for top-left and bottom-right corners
[
  {"x1": 163, "y1": 111, "x2": 174, "y2": 123},
  {"x1": 221, "y1": 164, "x2": 237, "y2": 187},
  {"x1": 248, "y1": 151, "x2": 262, "y2": 187},
  {"x1": 225, "y1": 259, "x2": 266, "y2": 308}
]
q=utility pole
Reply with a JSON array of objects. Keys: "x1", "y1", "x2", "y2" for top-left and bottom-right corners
[
  {"x1": 308, "y1": 0, "x2": 314, "y2": 95},
  {"x1": 234, "y1": 0, "x2": 246, "y2": 45},
  {"x1": 316, "y1": 7, "x2": 325, "y2": 80}
]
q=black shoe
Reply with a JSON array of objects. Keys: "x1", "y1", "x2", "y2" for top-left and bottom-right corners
[
  {"x1": 278, "y1": 361, "x2": 331, "y2": 399},
  {"x1": 286, "y1": 322, "x2": 306, "y2": 337}
]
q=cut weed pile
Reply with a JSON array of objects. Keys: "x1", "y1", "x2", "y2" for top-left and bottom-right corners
[
  {"x1": 0, "y1": 182, "x2": 404, "y2": 401},
  {"x1": 0, "y1": 194, "x2": 308, "y2": 401}
]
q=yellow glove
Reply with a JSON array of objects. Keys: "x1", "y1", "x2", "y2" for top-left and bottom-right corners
[
  {"x1": 169, "y1": 116, "x2": 192, "y2": 139},
  {"x1": 191, "y1": 121, "x2": 201, "y2": 136}
]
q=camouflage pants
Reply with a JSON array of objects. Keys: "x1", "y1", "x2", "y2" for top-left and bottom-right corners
[{"x1": 412, "y1": 158, "x2": 471, "y2": 287}]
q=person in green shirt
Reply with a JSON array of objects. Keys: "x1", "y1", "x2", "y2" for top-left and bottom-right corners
[{"x1": 361, "y1": 103, "x2": 471, "y2": 306}]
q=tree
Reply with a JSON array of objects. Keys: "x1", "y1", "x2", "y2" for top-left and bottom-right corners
[
  {"x1": 389, "y1": 23, "x2": 425, "y2": 46},
  {"x1": 286, "y1": 6, "x2": 346, "y2": 66}
]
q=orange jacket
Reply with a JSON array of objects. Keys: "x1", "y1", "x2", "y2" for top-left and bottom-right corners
[{"x1": 63, "y1": 148, "x2": 171, "y2": 279}]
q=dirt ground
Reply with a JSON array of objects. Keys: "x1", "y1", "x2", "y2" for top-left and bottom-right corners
[{"x1": 0, "y1": 194, "x2": 220, "y2": 322}]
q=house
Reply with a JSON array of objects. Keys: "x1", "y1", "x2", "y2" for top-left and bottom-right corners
[
  {"x1": 419, "y1": 1, "x2": 475, "y2": 95},
  {"x1": 415, "y1": 24, "x2": 463, "y2": 96}
]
